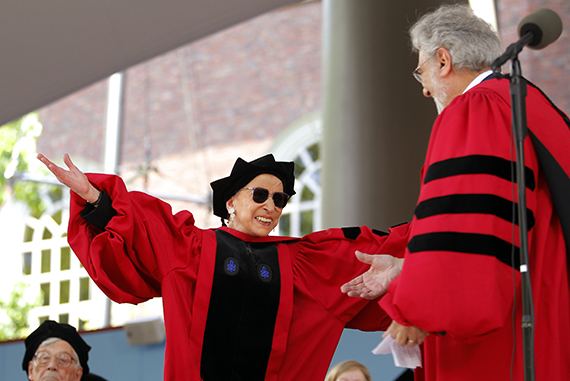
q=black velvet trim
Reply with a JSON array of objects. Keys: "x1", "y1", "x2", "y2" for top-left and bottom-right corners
[
  {"x1": 201, "y1": 230, "x2": 281, "y2": 380},
  {"x1": 415, "y1": 194, "x2": 535, "y2": 230},
  {"x1": 372, "y1": 229, "x2": 389, "y2": 237},
  {"x1": 80, "y1": 191, "x2": 117, "y2": 231},
  {"x1": 424, "y1": 155, "x2": 535, "y2": 191},
  {"x1": 485, "y1": 72, "x2": 510, "y2": 82},
  {"x1": 342, "y1": 227, "x2": 361, "y2": 240},
  {"x1": 529, "y1": 130, "x2": 570, "y2": 281},
  {"x1": 407, "y1": 232, "x2": 520, "y2": 270}
]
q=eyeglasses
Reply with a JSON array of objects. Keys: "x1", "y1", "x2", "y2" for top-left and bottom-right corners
[
  {"x1": 243, "y1": 187, "x2": 290, "y2": 208},
  {"x1": 412, "y1": 57, "x2": 432, "y2": 83},
  {"x1": 33, "y1": 352, "x2": 77, "y2": 368}
]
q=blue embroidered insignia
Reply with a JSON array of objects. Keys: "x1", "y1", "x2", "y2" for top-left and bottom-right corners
[
  {"x1": 257, "y1": 263, "x2": 272, "y2": 282},
  {"x1": 223, "y1": 257, "x2": 239, "y2": 276}
]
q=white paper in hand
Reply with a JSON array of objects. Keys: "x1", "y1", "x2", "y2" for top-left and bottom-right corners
[{"x1": 372, "y1": 336, "x2": 422, "y2": 369}]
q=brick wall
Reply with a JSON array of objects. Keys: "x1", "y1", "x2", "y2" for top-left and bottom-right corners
[
  {"x1": 496, "y1": 0, "x2": 570, "y2": 111},
  {"x1": 36, "y1": 2, "x2": 322, "y2": 170}
]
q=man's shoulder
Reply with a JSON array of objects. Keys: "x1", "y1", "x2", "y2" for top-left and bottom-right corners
[
  {"x1": 475, "y1": 75, "x2": 556, "y2": 109},
  {"x1": 445, "y1": 77, "x2": 509, "y2": 114},
  {"x1": 472, "y1": 75, "x2": 510, "y2": 96}
]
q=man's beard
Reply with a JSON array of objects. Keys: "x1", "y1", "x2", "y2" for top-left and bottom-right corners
[
  {"x1": 428, "y1": 69, "x2": 449, "y2": 114},
  {"x1": 433, "y1": 96, "x2": 446, "y2": 114}
]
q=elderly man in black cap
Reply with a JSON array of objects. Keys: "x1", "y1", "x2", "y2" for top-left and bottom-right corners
[{"x1": 23, "y1": 320, "x2": 90, "y2": 381}]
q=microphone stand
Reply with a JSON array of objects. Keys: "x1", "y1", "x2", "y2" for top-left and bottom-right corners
[
  {"x1": 492, "y1": 9, "x2": 563, "y2": 380},
  {"x1": 505, "y1": 55, "x2": 536, "y2": 381}
]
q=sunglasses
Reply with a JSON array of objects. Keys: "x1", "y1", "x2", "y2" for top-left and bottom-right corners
[{"x1": 243, "y1": 187, "x2": 290, "y2": 208}]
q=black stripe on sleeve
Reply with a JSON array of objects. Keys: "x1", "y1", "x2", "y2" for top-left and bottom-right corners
[
  {"x1": 424, "y1": 155, "x2": 535, "y2": 191},
  {"x1": 407, "y1": 232, "x2": 520, "y2": 270},
  {"x1": 372, "y1": 229, "x2": 389, "y2": 237},
  {"x1": 342, "y1": 227, "x2": 362, "y2": 240},
  {"x1": 415, "y1": 194, "x2": 535, "y2": 230}
]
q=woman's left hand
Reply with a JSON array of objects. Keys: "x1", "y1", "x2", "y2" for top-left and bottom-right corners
[{"x1": 340, "y1": 251, "x2": 404, "y2": 299}]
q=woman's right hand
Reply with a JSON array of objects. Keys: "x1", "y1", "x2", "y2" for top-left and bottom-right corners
[{"x1": 37, "y1": 153, "x2": 101, "y2": 204}]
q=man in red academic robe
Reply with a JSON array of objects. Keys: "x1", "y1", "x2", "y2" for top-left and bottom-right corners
[{"x1": 342, "y1": 4, "x2": 570, "y2": 380}]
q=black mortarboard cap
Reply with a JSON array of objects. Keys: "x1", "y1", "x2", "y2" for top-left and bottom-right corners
[
  {"x1": 210, "y1": 154, "x2": 296, "y2": 219},
  {"x1": 23, "y1": 320, "x2": 91, "y2": 375}
]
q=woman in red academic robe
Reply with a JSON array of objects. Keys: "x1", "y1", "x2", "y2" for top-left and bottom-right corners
[{"x1": 38, "y1": 153, "x2": 409, "y2": 380}]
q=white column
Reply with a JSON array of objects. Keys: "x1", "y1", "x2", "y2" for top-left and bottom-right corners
[{"x1": 102, "y1": 71, "x2": 125, "y2": 327}]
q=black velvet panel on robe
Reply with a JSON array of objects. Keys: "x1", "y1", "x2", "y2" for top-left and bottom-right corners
[{"x1": 200, "y1": 230, "x2": 281, "y2": 380}]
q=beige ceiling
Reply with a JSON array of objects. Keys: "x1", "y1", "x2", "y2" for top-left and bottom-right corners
[{"x1": 0, "y1": 0, "x2": 297, "y2": 126}]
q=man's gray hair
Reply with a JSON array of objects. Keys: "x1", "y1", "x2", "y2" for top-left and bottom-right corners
[{"x1": 410, "y1": 4, "x2": 502, "y2": 72}]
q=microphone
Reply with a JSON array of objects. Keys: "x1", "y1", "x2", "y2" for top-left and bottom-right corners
[
  {"x1": 492, "y1": 8, "x2": 563, "y2": 71},
  {"x1": 518, "y1": 8, "x2": 563, "y2": 49}
]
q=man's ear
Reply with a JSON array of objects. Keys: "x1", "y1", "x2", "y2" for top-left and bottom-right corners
[
  {"x1": 437, "y1": 47, "x2": 453, "y2": 77},
  {"x1": 28, "y1": 361, "x2": 34, "y2": 381},
  {"x1": 74, "y1": 367, "x2": 83, "y2": 381}
]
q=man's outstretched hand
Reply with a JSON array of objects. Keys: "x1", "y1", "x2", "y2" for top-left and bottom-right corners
[{"x1": 340, "y1": 251, "x2": 404, "y2": 299}]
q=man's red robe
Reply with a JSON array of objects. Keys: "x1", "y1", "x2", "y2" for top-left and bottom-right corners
[
  {"x1": 67, "y1": 174, "x2": 409, "y2": 380},
  {"x1": 380, "y1": 76, "x2": 570, "y2": 380}
]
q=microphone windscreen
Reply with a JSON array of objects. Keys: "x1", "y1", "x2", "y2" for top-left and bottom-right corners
[{"x1": 518, "y1": 8, "x2": 563, "y2": 50}]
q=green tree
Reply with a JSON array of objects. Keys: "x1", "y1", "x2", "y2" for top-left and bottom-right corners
[
  {"x1": 0, "y1": 283, "x2": 40, "y2": 341},
  {"x1": 0, "y1": 112, "x2": 46, "y2": 217},
  {"x1": 0, "y1": 113, "x2": 51, "y2": 341}
]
